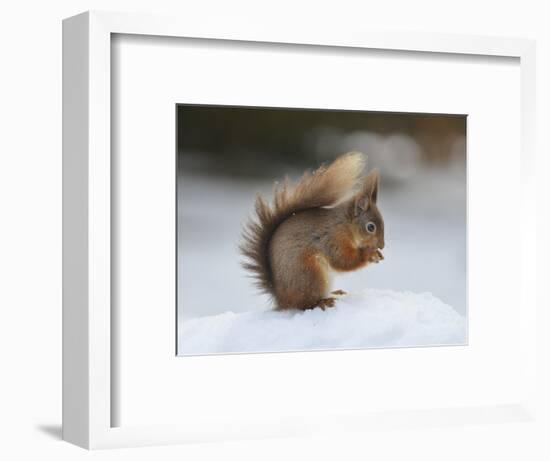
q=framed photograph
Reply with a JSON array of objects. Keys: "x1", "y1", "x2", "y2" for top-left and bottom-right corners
[{"x1": 63, "y1": 11, "x2": 538, "y2": 449}]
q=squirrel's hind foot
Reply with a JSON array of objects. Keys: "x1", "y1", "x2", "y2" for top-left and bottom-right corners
[{"x1": 316, "y1": 297, "x2": 336, "y2": 311}]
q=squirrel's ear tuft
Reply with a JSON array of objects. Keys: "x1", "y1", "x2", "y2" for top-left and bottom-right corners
[
  {"x1": 352, "y1": 169, "x2": 380, "y2": 215},
  {"x1": 364, "y1": 168, "x2": 380, "y2": 204},
  {"x1": 353, "y1": 194, "x2": 370, "y2": 215}
]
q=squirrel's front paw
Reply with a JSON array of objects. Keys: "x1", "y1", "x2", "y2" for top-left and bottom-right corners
[{"x1": 367, "y1": 248, "x2": 384, "y2": 264}]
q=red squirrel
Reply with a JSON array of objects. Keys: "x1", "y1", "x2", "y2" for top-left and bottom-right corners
[{"x1": 240, "y1": 152, "x2": 385, "y2": 310}]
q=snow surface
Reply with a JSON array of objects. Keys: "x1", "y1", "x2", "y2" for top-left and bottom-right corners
[{"x1": 178, "y1": 289, "x2": 467, "y2": 355}]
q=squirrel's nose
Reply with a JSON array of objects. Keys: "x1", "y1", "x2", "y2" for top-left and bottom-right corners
[{"x1": 378, "y1": 238, "x2": 385, "y2": 250}]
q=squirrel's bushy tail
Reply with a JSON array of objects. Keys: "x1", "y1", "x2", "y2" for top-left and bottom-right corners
[{"x1": 240, "y1": 151, "x2": 366, "y2": 296}]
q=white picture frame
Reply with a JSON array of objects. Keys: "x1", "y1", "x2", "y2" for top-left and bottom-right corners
[{"x1": 62, "y1": 10, "x2": 538, "y2": 449}]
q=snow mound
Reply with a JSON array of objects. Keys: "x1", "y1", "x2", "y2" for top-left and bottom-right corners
[{"x1": 178, "y1": 289, "x2": 467, "y2": 355}]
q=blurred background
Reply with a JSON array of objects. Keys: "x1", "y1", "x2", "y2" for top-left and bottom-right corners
[{"x1": 177, "y1": 105, "x2": 467, "y2": 326}]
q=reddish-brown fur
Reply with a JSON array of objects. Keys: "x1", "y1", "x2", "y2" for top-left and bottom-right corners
[
  {"x1": 274, "y1": 249, "x2": 330, "y2": 310},
  {"x1": 240, "y1": 152, "x2": 385, "y2": 310},
  {"x1": 327, "y1": 226, "x2": 368, "y2": 271}
]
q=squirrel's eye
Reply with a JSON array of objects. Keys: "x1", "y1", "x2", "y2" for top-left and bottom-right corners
[{"x1": 366, "y1": 222, "x2": 376, "y2": 234}]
